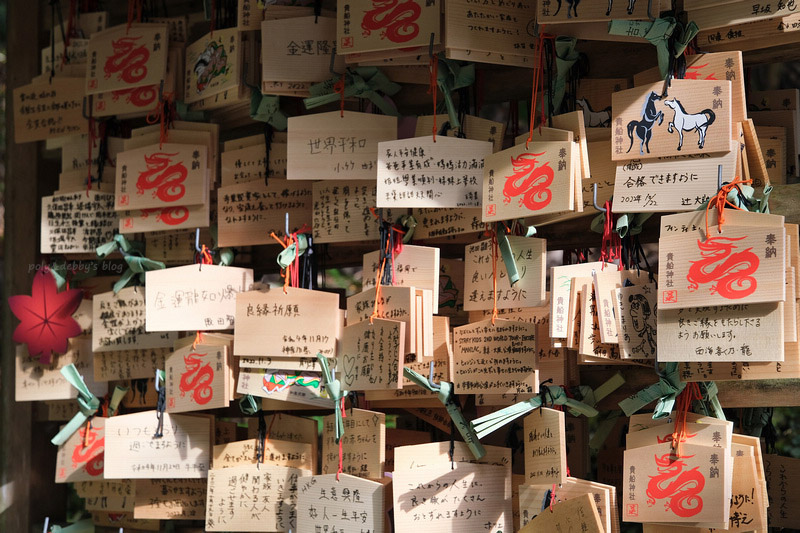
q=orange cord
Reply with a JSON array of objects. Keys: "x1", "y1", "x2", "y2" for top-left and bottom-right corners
[
  {"x1": 334, "y1": 73, "x2": 346, "y2": 118},
  {"x1": 337, "y1": 398, "x2": 347, "y2": 481},
  {"x1": 704, "y1": 177, "x2": 752, "y2": 239},
  {"x1": 671, "y1": 382, "x2": 702, "y2": 457},
  {"x1": 126, "y1": 0, "x2": 142, "y2": 34}
]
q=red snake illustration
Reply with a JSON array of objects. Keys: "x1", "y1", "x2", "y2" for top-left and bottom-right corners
[
  {"x1": 140, "y1": 206, "x2": 190, "y2": 226},
  {"x1": 111, "y1": 85, "x2": 157, "y2": 107},
  {"x1": 646, "y1": 453, "x2": 705, "y2": 518},
  {"x1": 361, "y1": 0, "x2": 422, "y2": 43},
  {"x1": 103, "y1": 36, "x2": 150, "y2": 84},
  {"x1": 71, "y1": 426, "x2": 104, "y2": 477},
  {"x1": 502, "y1": 152, "x2": 554, "y2": 210},
  {"x1": 179, "y1": 351, "x2": 214, "y2": 405},
  {"x1": 686, "y1": 236, "x2": 759, "y2": 300},
  {"x1": 136, "y1": 152, "x2": 187, "y2": 203}
]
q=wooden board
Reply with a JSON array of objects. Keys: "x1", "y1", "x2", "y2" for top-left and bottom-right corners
[
  {"x1": 234, "y1": 287, "x2": 340, "y2": 358},
  {"x1": 322, "y1": 408, "x2": 385, "y2": 478},
  {"x1": 312, "y1": 181, "x2": 404, "y2": 243},
  {"x1": 16, "y1": 339, "x2": 106, "y2": 402},
  {"x1": 213, "y1": 438, "x2": 313, "y2": 471},
  {"x1": 338, "y1": 317, "x2": 405, "y2": 390},
  {"x1": 262, "y1": 17, "x2": 343, "y2": 82},
  {"x1": 463, "y1": 236, "x2": 547, "y2": 311},
  {"x1": 453, "y1": 318, "x2": 538, "y2": 395},
  {"x1": 13, "y1": 77, "x2": 87, "y2": 142},
  {"x1": 166, "y1": 344, "x2": 229, "y2": 412},
  {"x1": 94, "y1": 347, "x2": 170, "y2": 382},
  {"x1": 612, "y1": 80, "x2": 733, "y2": 160},
  {"x1": 287, "y1": 111, "x2": 397, "y2": 180},
  {"x1": 85, "y1": 23, "x2": 168, "y2": 94},
  {"x1": 523, "y1": 407, "x2": 567, "y2": 485},
  {"x1": 217, "y1": 179, "x2": 313, "y2": 246},
  {"x1": 40, "y1": 191, "x2": 117, "y2": 254},
  {"x1": 92, "y1": 287, "x2": 177, "y2": 352},
  {"x1": 415, "y1": 114, "x2": 506, "y2": 153},
  {"x1": 133, "y1": 479, "x2": 207, "y2": 520},
  {"x1": 220, "y1": 142, "x2": 288, "y2": 186},
  {"x1": 550, "y1": 262, "x2": 606, "y2": 338},
  {"x1": 444, "y1": 0, "x2": 536, "y2": 62},
  {"x1": 104, "y1": 411, "x2": 211, "y2": 479},
  {"x1": 520, "y1": 493, "x2": 603, "y2": 533},
  {"x1": 145, "y1": 264, "x2": 254, "y2": 331},
  {"x1": 376, "y1": 135, "x2": 494, "y2": 208},
  {"x1": 362, "y1": 244, "x2": 440, "y2": 311},
  {"x1": 337, "y1": 0, "x2": 440, "y2": 54},
  {"x1": 55, "y1": 417, "x2": 105, "y2": 483},
  {"x1": 411, "y1": 207, "x2": 483, "y2": 239},
  {"x1": 184, "y1": 28, "x2": 241, "y2": 104}
]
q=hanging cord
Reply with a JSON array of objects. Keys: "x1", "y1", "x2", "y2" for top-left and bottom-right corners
[
  {"x1": 337, "y1": 398, "x2": 347, "y2": 481},
  {"x1": 704, "y1": 177, "x2": 753, "y2": 239},
  {"x1": 369, "y1": 209, "x2": 404, "y2": 323},
  {"x1": 490, "y1": 225, "x2": 499, "y2": 325},
  {"x1": 146, "y1": 90, "x2": 176, "y2": 149},
  {"x1": 526, "y1": 30, "x2": 556, "y2": 147},
  {"x1": 62, "y1": 0, "x2": 77, "y2": 67},
  {"x1": 670, "y1": 382, "x2": 702, "y2": 457},
  {"x1": 333, "y1": 72, "x2": 346, "y2": 118},
  {"x1": 127, "y1": 0, "x2": 142, "y2": 33},
  {"x1": 263, "y1": 123, "x2": 274, "y2": 187},
  {"x1": 429, "y1": 54, "x2": 439, "y2": 141},
  {"x1": 599, "y1": 200, "x2": 621, "y2": 269},
  {"x1": 153, "y1": 371, "x2": 166, "y2": 438},
  {"x1": 86, "y1": 116, "x2": 97, "y2": 196}
]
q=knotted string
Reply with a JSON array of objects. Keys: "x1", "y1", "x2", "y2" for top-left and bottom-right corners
[
  {"x1": 671, "y1": 382, "x2": 702, "y2": 457},
  {"x1": 428, "y1": 54, "x2": 439, "y2": 141},
  {"x1": 704, "y1": 177, "x2": 752, "y2": 239},
  {"x1": 333, "y1": 72, "x2": 346, "y2": 118},
  {"x1": 126, "y1": 0, "x2": 142, "y2": 34},
  {"x1": 146, "y1": 91, "x2": 176, "y2": 149},
  {"x1": 491, "y1": 226, "x2": 499, "y2": 325},
  {"x1": 599, "y1": 200, "x2": 622, "y2": 269}
]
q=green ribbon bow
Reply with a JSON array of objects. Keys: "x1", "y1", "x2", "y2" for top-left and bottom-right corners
[
  {"x1": 397, "y1": 215, "x2": 418, "y2": 244},
  {"x1": 249, "y1": 90, "x2": 288, "y2": 131},
  {"x1": 496, "y1": 222, "x2": 537, "y2": 286},
  {"x1": 436, "y1": 55, "x2": 475, "y2": 129},
  {"x1": 239, "y1": 394, "x2": 262, "y2": 416},
  {"x1": 49, "y1": 260, "x2": 98, "y2": 291},
  {"x1": 276, "y1": 233, "x2": 310, "y2": 269},
  {"x1": 470, "y1": 385, "x2": 598, "y2": 440},
  {"x1": 608, "y1": 18, "x2": 699, "y2": 80},
  {"x1": 49, "y1": 518, "x2": 95, "y2": 533},
  {"x1": 618, "y1": 362, "x2": 686, "y2": 418},
  {"x1": 403, "y1": 367, "x2": 486, "y2": 460},
  {"x1": 569, "y1": 372, "x2": 626, "y2": 417},
  {"x1": 96, "y1": 234, "x2": 166, "y2": 294},
  {"x1": 317, "y1": 353, "x2": 348, "y2": 442},
  {"x1": 304, "y1": 67, "x2": 401, "y2": 116},
  {"x1": 590, "y1": 209, "x2": 653, "y2": 239},
  {"x1": 107, "y1": 385, "x2": 129, "y2": 417},
  {"x1": 552, "y1": 37, "x2": 579, "y2": 114},
  {"x1": 51, "y1": 364, "x2": 100, "y2": 446},
  {"x1": 696, "y1": 184, "x2": 772, "y2": 214}
]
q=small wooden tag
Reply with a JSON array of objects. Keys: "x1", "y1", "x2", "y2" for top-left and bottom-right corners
[
  {"x1": 133, "y1": 479, "x2": 207, "y2": 520},
  {"x1": 55, "y1": 417, "x2": 106, "y2": 483},
  {"x1": 213, "y1": 438, "x2": 313, "y2": 471},
  {"x1": 41, "y1": 191, "x2": 117, "y2": 254},
  {"x1": 338, "y1": 0, "x2": 440, "y2": 54},
  {"x1": 166, "y1": 344, "x2": 229, "y2": 412},
  {"x1": 92, "y1": 287, "x2": 177, "y2": 352},
  {"x1": 184, "y1": 28, "x2": 241, "y2": 103},
  {"x1": 322, "y1": 408, "x2": 385, "y2": 478},
  {"x1": 296, "y1": 474, "x2": 385, "y2": 533},
  {"x1": 339, "y1": 318, "x2": 406, "y2": 391},
  {"x1": 13, "y1": 77, "x2": 88, "y2": 143},
  {"x1": 86, "y1": 24, "x2": 168, "y2": 94},
  {"x1": 523, "y1": 407, "x2": 567, "y2": 485}
]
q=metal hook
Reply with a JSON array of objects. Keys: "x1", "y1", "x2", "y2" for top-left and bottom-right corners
[
  {"x1": 428, "y1": 360, "x2": 440, "y2": 391},
  {"x1": 428, "y1": 32, "x2": 435, "y2": 60},
  {"x1": 82, "y1": 94, "x2": 94, "y2": 120},
  {"x1": 329, "y1": 45, "x2": 343, "y2": 76},
  {"x1": 195, "y1": 228, "x2": 203, "y2": 253},
  {"x1": 285, "y1": 213, "x2": 290, "y2": 236},
  {"x1": 592, "y1": 183, "x2": 607, "y2": 213},
  {"x1": 717, "y1": 164, "x2": 724, "y2": 190},
  {"x1": 647, "y1": 0, "x2": 657, "y2": 21},
  {"x1": 154, "y1": 369, "x2": 162, "y2": 392}
]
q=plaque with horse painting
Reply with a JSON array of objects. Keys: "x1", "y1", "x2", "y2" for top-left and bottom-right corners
[{"x1": 611, "y1": 80, "x2": 732, "y2": 161}]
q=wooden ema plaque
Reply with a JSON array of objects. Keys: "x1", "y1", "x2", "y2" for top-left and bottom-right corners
[
  {"x1": 550, "y1": 262, "x2": 606, "y2": 338},
  {"x1": 115, "y1": 143, "x2": 208, "y2": 211},
  {"x1": 453, "y1": 318, "x2": 538, "y2": 395},
  {"x1": 16, "y1": 340, "x2": 107, "y2": 402},
  {"x1": 612, "y1": 80, "x2": 733, "y2": 160},
  {"x1": 617, "y1": 283, "x2": 658, "y2": 360},
  {"x1": 234, "y1": 286, "x2": 340, "y2": 358},
  {"x1": 463, "y1": 236, "x2": 547, "y2": 311},
  {"x1": 184, "y1": 28, "x2": 241, "y2": 104},
  {"x1": 262, "y1": 17, "x2": 344, "y2": 83},
  {"x1": 94, "y1": 347, "x2": 170, "y2": 381},
  {"x1": 337, "y1": 0, "x2": 440, "y2": 54},
  {"x1": 119, "y1": 203, "x2": 209, "y2": 234},
  {"x1": 362, "y1": 244, "x2": 441, "y2": 311},
  {"x1": 55, "y1": 417, "x2": 106, "y2": 483},
  {"x1": 523, "y1": 407, "x2": 567, "y2": 485},
  {"x1": 338, "y1": 317, "x2": 406, "y2": 391},
  {"x1": 322, "y1": 408, "x2": 385, "y2": 478},
  {"x1": 376, "y1": 135, "x2": 493, "y2": 208},
  {"x1": 166, "y1": 344, "x2": 230, "y2": 413},
  {"x1": 13, "y1": 77, "x2": 88, "y2": 143},
  {"x1": 92, "y1": 287, "x2": 176, "y2": 352},
  {"x1": 287, "y1": 111, "x2": 397, "y2": 180},
  {"x1": 220, "y1": 142, "x2": 288, "y2": 186},
  {"x1": 296, "y1": 474, "x2": 385, "y2": 533},
  {"x1": 483, "y1": 140, "x2": 574, "y2": 221},
  {"x1": 145, "y1": 264, "x2": 254, "y2": 331},
  {"x1": 520, "y1": 493, "x2": 604, "y2": 533},
  {"x1": 205, "y1": 463, "x2": 309, "y2": 531},
  {"x1": 217, "y1": 179, "x2": 314, "y2": 246},
  {"x1": 133, "y1": 479, "x2": 207, "y2": 520},
  {"x1": 658, "y1": 225, "x2": 786, "y2": 310},
  {"x1": 85, "y1": 23, "x2": 168, "y2": 95},
  {"x1": 415, "y1": 114, "x2": 506, "y2": 153},
  {"x1": 104, "y1": 410, "x2": 211, "y2": 479},
  {"x1": 40, "y1": 191, "x2": 118, "y2": 254},
  {"x1": 213, "y1": 438, "x2": 313, "y2": 471},
  {"x1": 78, "y1": 480, "x2": 134, "y2": 513},
  {"x1": 312, "y1": 181, "x2": 405, "y2": 243}
]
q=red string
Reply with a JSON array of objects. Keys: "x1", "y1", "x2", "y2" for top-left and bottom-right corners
[
  {"x1": 550, "y1": 483, "x2": 557, "y2": 512},
  {"x1": 490, "y1": 228, "x2": 499, "y2": 325},
  {"x1": 526, "y1": 30, "x2": 555, "y2": 148},
  {"x1": 126, "y1": 0, "x2": 141, "y2": 33},
  {"x1": 704, "y1": 177, "x2": 752, "y2": 240},
  {"x1": 337, "y1": 398, "x2": 347, "y2": 481},
  {"x1": 599, "y1": 200, "x2": 622, "y2": 270},
  {"x1": 671, "y1": 382, "x2": 702, "y2": 458},
  {"x1": 86, "y1": 117, "x2": 97, "y2": 196},
  {"x1": 210, "y1": 0, "x2": 217, "y2": 36},
  {"x1": 428, "y1": 54, "x2": 439, "y2": 142},
  {"x1": 146, "y1": 92, "x2": 175, "y2": 149},
  {"x1": 334, "y1": 73, "x2": 346, "y2": 118}
]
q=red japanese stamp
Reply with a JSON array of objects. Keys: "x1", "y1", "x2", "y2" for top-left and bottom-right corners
[
  {"x1": 122, "y1": 218, "x2": 133, "y2": 229},
  {"x1": 627, "y1": 504, "x2": 638, "y2": 517},
  {"x1": 662, "y1": 290, "x2": 677, "y2": 304},
  {"x1": 95, "y1": 100, "x2": 106, "y2": 111},
  {"x1": 486, "y1": 203, "x2": 496, "y2": 217},
  {"x1": 119, "y1": 194, "x2": 129, "y2": 206},
  {"x1": 341, "y1": 37, "x2": 354, "y2": 49},
  {"x1": 168, "y1": 397, "x2": 175, "y2": 408}
]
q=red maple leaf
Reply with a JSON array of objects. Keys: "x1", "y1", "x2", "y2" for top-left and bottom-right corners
[{"x1": 8, "y1": 268, "x2": 83, "y2": 364}]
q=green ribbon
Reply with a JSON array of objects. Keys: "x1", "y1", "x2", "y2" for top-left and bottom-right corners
[
  {"x1": 239, "y1": 394, "x2": 261, "y2": 416},
  {"x1": 436, "y1": 55, "x2": 475, "y2": 129},
  {"x1": 398, "y1": 215, "x2": 417, "y2": 243},
  {"x1": 569, "y1": 372, "x2": 626, "y2": 417},
  {"x1": 96, "y1": 234, "x2": 165, "y2": 294},
  {"x1": 49, "y1": 518, "x2": 95, "y2": 533},
  {"x1": 496, "y1": 223, "x2": 537, "y2": 285},
  {"x1": 590, "y1": 209, "x2": 652, "y2": 239},
  {"x1": 699, "y1": 382, "x2": 725, "y2": 420},
  {"x1": 276, "y1": 233, "x2": 310, "y2": 269},
  {"x1": 51, "y1": 364, "x2": 100, "y2": 446},
  {"x1": 470, "y1": 385, "x2": 598, "y2": 440},
  {"x1": 317, "y1": 353, "x2": 348, "y2": 442},
  {"x1": 552, "y1": 37, "x2": 579, "y2": 113},
  {"x1": 589, "y1": 410, "x2": 624, "y2": 450},
  {"x1": 618, "y1": 362, "x2": 686, "y2": 418},
  {"x1": 249, "y1": 90, "x2": 288, "y2": 131},
  {"x1": 49, "y1": 261, "x2": 98, "y2": 291},
  {"x1": 404, "y1": 367, "x2": 486, "y2": 460},
  {"x1": 608, "y1": 18, "x2": 698, "y2": 80},
  {"x1": 696, "y1": 183, "x2": 772, "y2": 214},
  {"x1": 107, "y1": 385, "x2": 128, "y2": 417},
  {"x1": 304, "y1": 67, "x2": 401, "y2": 116}
]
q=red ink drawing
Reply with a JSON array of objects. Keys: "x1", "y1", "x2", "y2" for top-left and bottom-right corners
[
  {"x1": 686, "y1": 236, "x2": 759, "y2": 299},
  {"x1": 361, "y1": 0, "x2": 422, "y2": 44},
  {"x1": 179, "y1": 351, "x2": 214, "y2": 405},
  {"x1": 486, "y1": 203, "x2": 496, "y2": 217},
  {"x1": 683, "y1": 63, "x2": 717, "y2": 81},
  {"x1": 119, "y1": 194, "x2": 129, "y2": 206},
  {"x1": 140, "y1": 206, "x2": 190, "y2": 226},
  {"x1": 662, "y1": 290, "x2": 677, "y2": 304},
  {"x1": 71, "y1": 425, "x2": 104, "y2": 477},
  {"x1": 502, "y1": 152, "x2": 554, "y2": 210},
  {"x1": 111, "y1": 85, "x2": 158, "y2": 108},
  {"x1": 103, "y1": 36, "x2": 150, "y2": 84},
  {"x1": 627, "y1": 504, "x2": 638, "y2": 517},
  {"x1": 646, "y1": 453, "x2": 705, "y2": 518},
  {"x1": 136, "y1": 152, "x2": 187, "y2": 203},
  {"x1": 341, "y1": 36, "x2": 354, "y2": 49}
]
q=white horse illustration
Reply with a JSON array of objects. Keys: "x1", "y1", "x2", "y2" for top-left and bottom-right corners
[
  {"x1": 664, "y1": 98, "x2": 716, "y2": 151},
  {"x1": 576, "y1": 97, "x2": 611, "y2": 127}
]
